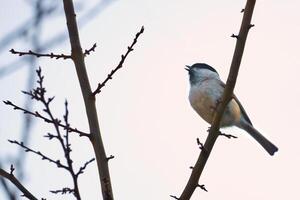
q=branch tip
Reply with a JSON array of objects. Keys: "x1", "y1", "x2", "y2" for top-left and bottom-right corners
[
  {"x1": 249, "y1": 24, "x2": 255, "y2": 29},
  {"x1": 10, "y1": 165, "x2": 15, "y2": 174},
  {"x1": 170, "y1": 195, "x2": 180, "y2": 199},
  {"x1": 84, "y1": 43, "x2": 97, "y2": 56},
  {"x1": 107, "y1": 155, "x2": 115, "y2": 161},
  {"x1": 92, "y1": 26, "x2": 144, "y2": 95},
  {"x1": 196, "y1": 138, "x2": 205, "y2": 151},
  {"x1": 197, "y1": 184, "x2": 208, "y2": 192},
  {"x1": 231, "y1": 34, "x2": 239, "y2": 39},
  {"x1": 219, "y1": 132, "x2": 238, "y2": 139}
]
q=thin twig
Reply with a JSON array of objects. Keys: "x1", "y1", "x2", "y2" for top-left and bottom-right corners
[
  {"x1": 197, "y1": 184, "x2": 208, "y2": 192},
  {"x1": 8, "y1": 140, "x2": 69, "y2": 170},
  {"x1": 50, "y1": 187, "x2": 74, "y2": 195},
  {"x1": 9, "y1": 49, "x2": 72, "y2": 59},
  {"x1": 106, "y1": 155, "x2": 114, "y2": 161},
  {"x1": 170, "y1": 195, "x2": 180, "y2": 199},
  {"x1": 231, "y1": 34, "x2": 239, "y2": 39},
  {"x1": 219, "y1": 132, "x2": 238, "y2": 139},
  {"x1": 76, "y1": 158, "x2": 95, "y2": 177},
  {"x1": 84, "y1": 43, "x2": 97, "y2": 56},
  {"x1": 178, "y1": 1, "x2": 257, "y2": 199},
  {"x1": 5, "y1": 68, "x2": 95, "y2": 200},
  {"x1": 92, "y1": 26, "x2": 144, "y2": 95},
  {"x1": 196, "y1": 138, "x2": 205, "y2": 150},
  {"x1": 3, "y1": 100, "x2": 89, "y2": 137},
  {"x1": 9, "y1": 43, "x2": 96, "y2": 60}
]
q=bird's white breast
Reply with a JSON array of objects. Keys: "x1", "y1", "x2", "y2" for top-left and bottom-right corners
[{"x1": 188, "y1": 79, "x2": 241, "y2": 127}]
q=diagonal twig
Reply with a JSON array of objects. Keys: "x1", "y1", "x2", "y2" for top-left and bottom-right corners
[
  {"x1": 84, "y1": 43, "x2": 97, "y2": 56},
  {"x1": 3, "y1": 100, "x2": 90, "y2": 137},
  {"x1": 8, "y1": 140, "x2": 69, "y2": 170},
  {"x1": 76, "y1": 158, "x2": 95, "y2": 177},
  {"x1": 92, "y1": 26, "x2": 144, "y2": 95}
]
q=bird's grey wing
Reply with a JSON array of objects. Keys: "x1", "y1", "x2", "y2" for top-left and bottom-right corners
[
  {"x1": 219, "y1": 81, "x2": 253, "y2": 125},
  {"x1": 232, "y1": 94, "x2": 252, "y2": 125}
]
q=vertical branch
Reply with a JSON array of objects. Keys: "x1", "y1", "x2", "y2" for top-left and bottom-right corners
[
  {"x1": 179, "y1": 0, "x2": 256, "y2": 199},
  {"x1": 62, "y1": 1, "x2": 114, "y2": 200}
]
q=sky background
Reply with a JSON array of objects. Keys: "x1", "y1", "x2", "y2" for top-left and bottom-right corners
[{"x1": 0, "y1": 0, "x2": 300, "y2": 199}]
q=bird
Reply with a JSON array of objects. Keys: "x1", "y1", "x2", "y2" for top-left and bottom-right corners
[{"x1": 186, "y1": 63, "x2": 278, "y2": 156}]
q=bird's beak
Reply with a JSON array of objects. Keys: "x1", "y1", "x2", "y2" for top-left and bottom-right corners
[{"x1": 185, "y1": 65, "x2": 191, "y2": 71}]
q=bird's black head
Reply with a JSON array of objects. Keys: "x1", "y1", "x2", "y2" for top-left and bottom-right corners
[
  {"x1": 185, "y1": 63, "x2": 219, "y2": 85},
  {"x1": 185, "y1": 63, "x2": 218, "y2": 74}
]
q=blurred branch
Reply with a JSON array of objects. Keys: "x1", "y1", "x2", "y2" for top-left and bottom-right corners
[
  {"x1": 0, "y1": 0, "x2": 115, "y2": 78},
  {"x1": 0, "y1": 170, "x2": 17, "y2": 200},
  {"x1": 92, "y1": 26, "x2": 144, "y2": 95},
  {"x1": 178, "y1": 1, "x2": 256, "y2": 199},
  {"x1": 0, "y1": 0, "x2": 115, "y2": 199},
  {"x1": 0, "y1": 166, "x2": 39, "y2": 200},
  {"x1": 0, "y1": 1, "x2": 47, "y2": 198},
  {"x1": 0, "y1": 3, "x2": 59, "y2": 53}
]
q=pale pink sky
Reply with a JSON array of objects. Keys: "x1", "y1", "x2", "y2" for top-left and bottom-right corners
[{"x1": 0, "y1": 0, "x2": 299, "y2": 199}]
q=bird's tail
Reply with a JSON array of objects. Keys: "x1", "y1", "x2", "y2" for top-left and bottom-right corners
[{"x1": 239, "y1": 120, "x2": 278, "y2": 156}]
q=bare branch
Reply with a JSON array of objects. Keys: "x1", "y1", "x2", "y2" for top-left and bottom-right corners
[
  {"x1": 106, "y1": 155, "x2": 115, "y2": 161},
  {"x1": 62, "y1": 0, "x2": 116, "y2": 199},
  {"x1": 231, "y1": 34, "x2": 239, "y2": 39},
  {"x1": 0, "y1": 166, "x2": 39, "y2": 200},
  {"x1": 92, "y1": 26, "x2": 144, "y2": 95},
  {"x1": 196, "y1": 138, "x2": 205, "y2": 150},
  {"x1": 50, "y1": 187, "x2": 74, "y2": 195},
  {"x1": 178, "y1": 1, "x2": 257, "y2": 199},
  {"x1": 197, "y1": 184, "x2": 208, "y2": 192},
  {"x1": 9, "y1": 49, "x2": 72, "y2": 60},
  {"x1": 3, "y1": 100, "x2": 89, "y2": 137},
  {"x1": 76, "y1": 158, "x2": 95, "y2": 177},
  {"x1": 8, "y1": 140, "x2": 69, "y2": 170},
  {"x1": 84, "y1": 43, "x2": 97, "y2": 56},
  {"x1": 170, "y1": 195, "x2": 180, "y2": 199},
  {"x1": 5, "y1": 67, "x2": 96, "y2": 199}
]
